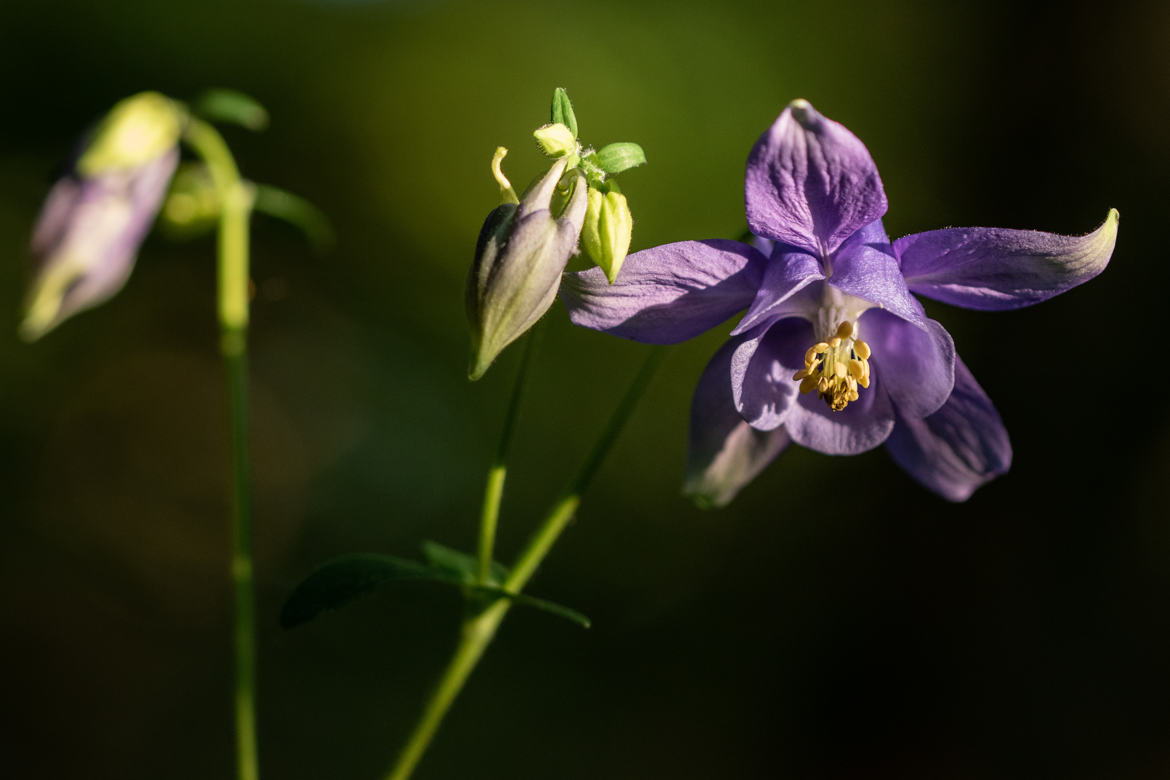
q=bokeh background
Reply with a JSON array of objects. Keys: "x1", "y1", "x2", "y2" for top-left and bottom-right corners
[{"x1": 2, "y1": 0, "x2": 1168, "y2": 778}]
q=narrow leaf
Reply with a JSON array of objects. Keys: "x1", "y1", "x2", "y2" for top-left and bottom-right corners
[
  {"x1": 550, "y1": 87, "x2": 578, "y2": 138},
  {"x1": 281, "y1": 553, "x2": 590, "y2": 630},
  {"x1": 595, "y1": 142, "x2": 647, "y2": 175},
  {"x1": 479, "y1": 587, "x2": 592, "y2": 628},
  {"x1": 421, "y1": 540, "x2": 509, "y2": 585},
  {"x1": 280, "y1": 554, "x2": 455, "y2": 628},
  {"x1": 193, "y1": 89, "x2": 270, "y2": 132}
]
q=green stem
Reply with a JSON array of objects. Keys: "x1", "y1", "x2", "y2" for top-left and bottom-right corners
[
  {"x1": 383, "y1": 347, "x2": 664, "y2": 780},
  {"x1": 476, "y1": 331, "x2": 539, "y2": 584},
  {"x1": 183, "y1": 116, "x2": 259, "y2": 780}
]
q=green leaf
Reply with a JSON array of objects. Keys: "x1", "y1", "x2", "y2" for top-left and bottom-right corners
[
  {"x1": 550, "y1": 87, "x2": 578, "y2": 139},
  {"x1": 279, "y1": 554, "x2": 447, "y2": 628},
  {"x1": 280, "y1": 552, "x2": 590, "y2": 629},
  {"x1": 421, "y1": 541, "x2": 509, "y2": 585},
  {"x1": 485, "y1": 589, "x2": 591, "y2": 628},
  {"x1": 192, "y1": 89, "x2": 270, "y2": 132},
  {"x1": 251, "y1": 184, "x2": 334, "y2": 253},
  {"x1": 595, "y1": 142, "x2": 647, "y2": 176}
]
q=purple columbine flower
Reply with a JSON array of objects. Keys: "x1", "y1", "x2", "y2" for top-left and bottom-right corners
[
  {"x1": 561, "y1": 99, "x2": 1117, "y2": 506},
  {"x1": 21, "y1": 92, "x2": 182, "y2": 341}
]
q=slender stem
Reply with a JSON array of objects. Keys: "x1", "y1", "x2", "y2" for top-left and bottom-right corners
[
  {"x1": 383, "y1": 347, "x2": 664, "y2": 780},
  {"x1": 183, "y1": 116, "x2": 259, "y2": 780},
  {"x1": 476, "y1": 330, "x2": 540, "y2": 584}
]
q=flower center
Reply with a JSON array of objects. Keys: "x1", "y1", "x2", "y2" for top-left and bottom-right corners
[{"x1": 792, "y1": 320, "x2": 871, "y2": 412}]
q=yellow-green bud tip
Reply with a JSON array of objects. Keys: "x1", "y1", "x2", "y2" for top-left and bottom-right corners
[
  {"x1": 533, "y1": 123, "x2": 578, "y2": 158},
  {"x1": 78, "y1": 92, "x2": 184, "y2": 176}
]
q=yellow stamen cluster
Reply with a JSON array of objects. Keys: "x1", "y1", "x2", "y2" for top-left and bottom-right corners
[{"x1": 792, "y1": 320, "x2": 871, "y2": 412}]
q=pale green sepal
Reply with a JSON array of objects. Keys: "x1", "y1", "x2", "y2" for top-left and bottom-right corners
[
  {"x1": 595, "y1": 142, "x2": 646, "y2": 175},
  {"x1": 550, "y1": 87, "x2": 578, "y2": 138},
  {"x1": 78, "y1": 92, "x2": 184, "y2": 175}
]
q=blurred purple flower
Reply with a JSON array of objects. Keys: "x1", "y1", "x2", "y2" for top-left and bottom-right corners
[
  {"x1": 22, "y1": 92, "x2": 181, "y2": 340},
  {"x1": 562, "y1": 99, "x2": 1117, "y2": 505}
]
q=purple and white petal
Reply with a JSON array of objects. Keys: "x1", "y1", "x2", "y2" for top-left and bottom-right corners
[
  {"x1": 756, "y1": 316, "x2": 895, "y2": 454},
  {"x1": 731, "y1": 248, "x2": 823, "y2": 335},
  {"x1": 561, "y1": 239, "x2": 765, "y2": 344},
  {"x1": 829, "y1": 220, "x2": 925, "y2": 327},
  {"x1": 894, "y1": 210, "x2": 1118, "y2": 311},
  {"x1": 745, "y1": 99, "x2": 888, "y2": 256},
  {"x1": 858, "y1": 309, "x2": 955, "y2": 419},
  {"x1": 729, "y1": 318, "x2": 804, "y2": 431},
  {"x1": 684, "y1": 337, "x2": 791, "y2": 508},
  {"x1": 885, "y1": 357, "x2": 1012, "y2": 501}
]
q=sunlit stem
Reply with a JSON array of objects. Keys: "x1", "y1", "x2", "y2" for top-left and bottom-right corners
[
  {"x1": 183, "y1": 116, "x2": 260, "y2": 780},
  {"x1": 477, "y1": 329, "x2": 540, "y2": 584},
  {"x1": 384, "y1": 348, "x2": 664, "y2": 780}
]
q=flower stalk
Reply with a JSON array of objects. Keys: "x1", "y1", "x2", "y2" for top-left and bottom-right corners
[
  {"x1": 476, "y1": 328, "x2": 540, "y2": 584},
  {"x1": 182, "y1": 116, "x2": 260, "y2": 780},
  {"x1": 384, "y1": 348, "x2": 663, "y2": 780}
]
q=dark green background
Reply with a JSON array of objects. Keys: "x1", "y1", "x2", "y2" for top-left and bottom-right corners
[{"x1": 2, "y1": 1, "x2": 1168, "y2": 778}]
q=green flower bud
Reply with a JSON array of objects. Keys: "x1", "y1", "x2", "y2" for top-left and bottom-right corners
[
  {"x1": 533, "y1": 122, "x2": 578, "y2": 159},
  {"x1": 581, "y1": 188, "x2": 633, "y2": 284},
  {"x1": 77, "y1": 92, "x2": 184, "y2": 176},
  {"x1": 466, "y1": 158, "x2": 588, "y2": 380},
  {"x1": 160, "y1": 163, "x2": 220, "y2": 237}
]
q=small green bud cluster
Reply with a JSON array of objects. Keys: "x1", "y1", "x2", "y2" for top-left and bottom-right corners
[{"x1": 466, "y1": 88, "x2": 647, "y2": 379}]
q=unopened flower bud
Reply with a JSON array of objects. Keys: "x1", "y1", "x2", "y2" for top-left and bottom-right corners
[
  {"x1": 160, "y1": 163, "x2": 220, "y2": 236},
  {"x1": 581, "y1": 188, "x2": 633, "y2": 283},
  {"x1": 466, "y1": 158, "x2": 587, "y2": 380},
  {"x1": 533, "y1": 123, "x2": 578, "y2": 159},
  {"x1": 21, "y1": 93, "x2": 182, "y2": 340}
]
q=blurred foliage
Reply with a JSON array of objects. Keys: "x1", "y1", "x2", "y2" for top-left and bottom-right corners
[{"x1": 2, "y1": 0, "x2": 1169, "y2": 778}]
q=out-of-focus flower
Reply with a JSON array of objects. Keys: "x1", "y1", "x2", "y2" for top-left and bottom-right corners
[
  {"x1": 466, "y1": 155, "x2": 587, "y2": 380},
  {"x1": 21, "y1": 92, "x2": 183, "y2": 340},
  {"x1": 562, "y1": 99, "x2": 1117, "y2": 505}
]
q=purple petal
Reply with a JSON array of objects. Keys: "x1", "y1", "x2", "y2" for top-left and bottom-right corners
[
  {"x1": 745, "y1": 99, "x2": 888, "y2": 256},
  {"x1": 886, "y1": 357, "x2": 1012, "y2": 501},
  {"x1": 561, "y1": 239, "x2": 765, "y2": 344},
  {"x1": 731, "y1": 247, "x2": 823, "y2": 335},
  {"x1": 829, "y1": 220, "x2": 925, "y2": 327},
  {"x1": 894, "y1": 210, "x2": 1118, "y2": 311},
  {"x1": 729, "y1": 318, "x2": 803, "y2": 431},
  {"x1": 858, "y1": 309, "x2": 955, "y2": 419},
  {"x1": 755, "y1": 316, "x2": 895, "y2": 454},
  {"x1": 22, "y1": 149, "x2": 178, "y2": 340},
  {"x1": 684, "y1": 337, "x2": 791, "y2": 508}
]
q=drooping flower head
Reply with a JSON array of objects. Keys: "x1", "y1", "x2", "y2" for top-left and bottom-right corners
[
  {"x1": 562, "y1": 99, "x2": 1117, "y2": 505},
  {"x1": 21, "y1": 92, "x2": 183, "y2": 341}
]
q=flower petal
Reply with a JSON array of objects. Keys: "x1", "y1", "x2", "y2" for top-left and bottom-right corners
[
  {"x1": 22, "y1": 149, "x2": 178, "y2": 341},
  {"x1": 561, "y1": 239, "x2": 765, "y2": 344},
  {"x1": 745, "y1": 99, "x2": 888, "y2": 256},
  {"x1": 729, "y1": 319, "x2": 803, "y2": 431},
  {"x1": 829, "y1": 220, "x2": 925, "y2": 327},
  {"x1": 755, "y1": 316, "x2": 895, "y2": 454},
  {"x1": 684, "y1": 337, "x2": 791, "y2": 508},
  {"x1": 858, "y1": 309, "x2": 955, "y2": 418},
  {"x1": 731, "y1": 247, "x2": 823, "y2": 335},
  {"x1": 885, "y1": 357, "x2": 1012, "y2": 501},
  {"x1": 894, "y1": 209, "x2": 1118, "y2": 311}
]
